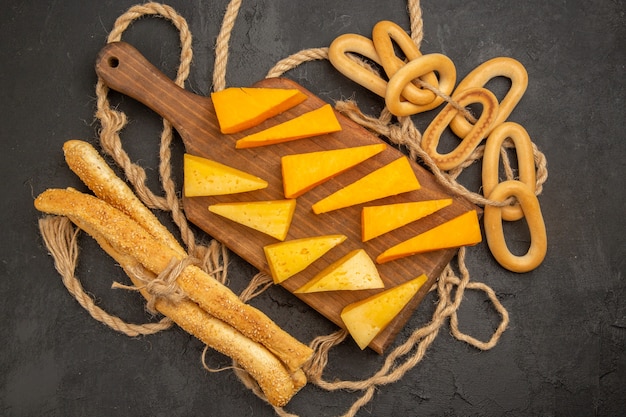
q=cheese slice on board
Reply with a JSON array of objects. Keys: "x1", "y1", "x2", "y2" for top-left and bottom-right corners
[
  {"x1": 235, "y1": 104, "x2": 342, "y2": 149},
  {"x1": 208, "y1": 199, "x2": 296, "y2": 241},
  {"x1": 183, "y1": 153, "x2": 268, "y2": 197},
  {"x1": 211, "y1": 87, "x2": 307, "y2": 134},
  {"x1": 361, "y1": 198, "x2": 453, "y2": 241},
  {"x1": 341, "y1": 274, "x2": 429, "y2": 349},
  {"x1": 294, "y1": 249, "x2": 384, "y2": 293},
  {"x1": 282, "y1": 143, "x2": 386, "y2": 198},
  {"x1": 264, "y1": 234, "x2": 347, "y2": 284},
  {"x1": 376, "y1": 210, "x2": 482, "y2": 263},
  {"x1": 312, "y1": 156, "x2": 421, "y2": 214}
]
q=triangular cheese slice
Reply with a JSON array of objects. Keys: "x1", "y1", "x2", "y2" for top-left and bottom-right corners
[
  {"x1": 211, "y1": 87, "x2": 307, "y2": 134},
  {"x1": 361, "y1": 198, "x2": 453, "y2": 241},
  {"x1": 341, "y1": 274, "x2": 428, "y2": 349},
  {"x1": 312, "y1": 156, "x2": 421, "y2": 214},
  {"x1": 282, "y1": 144, "x2": 387, "y2": 198},
  {"x1": 294, "y1": 249, "x2": 384, "y2": 293},
  {"x1": 376, "y1": 210, "x2": 482, "y2": 263},
  {"x1": 264, "y1": 234, "x2": 347, "y2": 284},
  {"x1": 208, "y1": 199, "x2": 296, "y2": 241},
  {"x1": 235, "y1": 104, "x2": 342, "y2": 149},
  {"x1": 183, "y1": 153, "x2": 268, "y2": 197}
]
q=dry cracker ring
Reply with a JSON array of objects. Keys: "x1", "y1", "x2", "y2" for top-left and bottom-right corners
[
  {"x1": 385, "y1": 52, "x2": 457, "y2": 116},
  {"x1": 482, "y1": 122, "x2": 537, "y2": 221},
  {"x1": 328, "y1": 33, "x2": 387, "y2": 97},
  {"x1": 372, "y1": 20, "x2": 438, "y2": 105},
  {"x1": 483, "y1": 180, "x2": 547, "y2": 273},
  {"x1": 420, "y1": 87, "x2": 498, "y2": 170},
  {"x1": 450, "y1": 57, "x2": 528, "y2": 138}
]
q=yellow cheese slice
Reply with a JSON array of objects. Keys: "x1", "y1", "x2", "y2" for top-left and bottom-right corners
[
  {"x1": 294, "y1": 249, "x2": 384, "y2": 293},
  {"x1": 281, "y1": 143, "x2": 387, "y2": 198},
  {"x1": 183, "y1": 153, "x2": 268, "y2": 197},
  {"x1": 312, "y1": 156, "x2": 421, "y2": 214},
  {"x1": 208, "y1": 199, "x2": 296, "y2": 241},
  {"x1": 361, "y1": 198, "x2": 453, "y2": 241},
  {"x1": 211, "y1": 87, "x2": 307, "y2": 134},
  {"x1": 341, "y1": 274, "x2": 428, "y2": 349},
  {"x1": 235, "y1": 104, "x2": 342, "y2": 149},
  {"x1": 264, "y1": 234, "x2": 347, "y2": 284},
  {"x1": 376, "y1": 210, "x2": 482, "y2": 263}
]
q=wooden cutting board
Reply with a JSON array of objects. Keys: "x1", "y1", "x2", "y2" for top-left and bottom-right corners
[{"x1": 95, "y1": 41, "x2": 478, "y2": 353}]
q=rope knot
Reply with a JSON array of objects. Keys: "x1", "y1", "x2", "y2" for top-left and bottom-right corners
[{"x1": 116, "y1": 256, "x2": 200, "y2": 314}]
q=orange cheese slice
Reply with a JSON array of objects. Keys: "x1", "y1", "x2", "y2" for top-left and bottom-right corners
[
  {"x1": 211, "y1": 87, "x2": 307, "y2": 134},
  {"x1": 281, "y1": 143, "x2": 386, "y2": 198},
  {"x1": 376, "y1": 210, "x2": 482, "y2": 263},
  {"x1": 361, "y1": 198, "x2": 453, "y2": 241},
  {"x1": 341, "y1": 274, "x2": 428, "y2": 349},
  {"x1": 264, "y1": 234, "x2": 347, "y2": 284},
  {"x1": 312, "y1": 156, "x2": 421, "y2": 214},
  {"x1": 208, "y1": 199, "x2": 296, "y2": 241},
  {"x1": 183, "y1": 153, "x2": 268, "y2": 197},
  {"x1": 294, "y1": 249, "x2": 384, "y2": 293},
  {"x1": 235, "y1": 104, "x2": 342, "y2": 149}
]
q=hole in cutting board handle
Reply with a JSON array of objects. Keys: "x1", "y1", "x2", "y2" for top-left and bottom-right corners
[
  {"x1": 107, "y1": 56, "x2": 120, "y2": 68},
  {"x1": 94, "y1": 41, "x2": 218, "y2": 148}
]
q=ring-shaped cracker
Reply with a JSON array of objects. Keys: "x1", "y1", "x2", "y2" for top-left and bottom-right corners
[
  {"x1": 484, "y1": 180, "x2": 547, "y2": 273},
  {"x1": 451, "y1": 57, "x2": 528, "y2": 137},
  {"x1": 372, "y1": 20, "x2": 438, "y2": 105},
  {"x1": 328, "y1": 33, "x2": 387, "y2": 97},
  {"x1": 482, "y1": 122, "x2": 536, "y2": 221},
  {"x1": 421, "y1": 87, "x2": 498, "y2": 170},
  {"x1": 385, "y1": 53, "x2": 456, "y2": 116}
]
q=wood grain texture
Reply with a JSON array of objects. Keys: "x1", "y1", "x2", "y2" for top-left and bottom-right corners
[{"x1": 95, "y1": 41, "x2": 478, "y2": 353}]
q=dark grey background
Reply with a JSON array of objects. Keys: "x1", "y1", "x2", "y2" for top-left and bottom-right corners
[{"x1": 1, "y1": 1, "x2": 624, "y2": 416}]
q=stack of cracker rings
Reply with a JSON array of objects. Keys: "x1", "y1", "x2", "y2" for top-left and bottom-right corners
[{"x1": 329, "y1": 20, "x2": 547, "y2": 273}]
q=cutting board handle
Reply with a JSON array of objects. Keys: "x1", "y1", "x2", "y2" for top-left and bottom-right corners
[{"x1": 95, "y1": 41, "x2": 215, "y2": 144}]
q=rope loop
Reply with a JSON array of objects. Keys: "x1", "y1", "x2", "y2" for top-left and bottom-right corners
[{"x1": 39, "y1": 215, "x2": 174, "y2": 336}]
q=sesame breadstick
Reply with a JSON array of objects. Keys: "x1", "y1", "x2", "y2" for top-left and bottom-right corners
[
  {"x1": 62, "y1": 139, "x2": 187, "y2": 256},
  {"x1": 66, "y1": 213, "x2": 304, "y2": 407},
  {"x1": 35, "y1": 188, "x2": 313, "y2": 373},
  {"x1": 61, "y1": 140, "x2": 312, "y2": 369}
]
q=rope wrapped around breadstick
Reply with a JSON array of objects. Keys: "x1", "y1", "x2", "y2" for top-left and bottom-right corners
[
  {"x1": 36, "y1": 188, "x2": 306, "y2": 407},
  {"x1": 60, "y1": 140, "x2": 312, "y2": 373},
  {"x1": 34, "y1": 140, "x2": 313, "y2": 406}
]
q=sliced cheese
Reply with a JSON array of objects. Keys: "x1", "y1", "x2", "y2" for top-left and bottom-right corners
[
  {"x1": 312, "y1": 156, "x2": 421, "y2": 214},
  {"x1": 361, "y1": 198, "x2": 453, "y2": 241},
  {"x1": 235, "y1": 104, "x2": 342, "y2": 149},
  {"x1": 211, "y1": 87, "x2": 307, "y2": 134},
  {"x1": 208, "y1": 199, "x2": 296, "y2": 241},
  {"x1": 341, "y1": 274, "x2": 428, "y2": 349},
  {"x1": 282, "y1": 143, "x2": 387, "y2": 198},
  {"x1": 183, "y1": 153, "x2": 268, "y2": 197},
  {"x1": 376, "y1": 210, "x2": 482, "y2": 263},
  {"x1": 264, "y1": 234, "x2": 347, "y2": 284},
  {"x1": 294, "y1": 249, "x2": 384, "y2": 293}
]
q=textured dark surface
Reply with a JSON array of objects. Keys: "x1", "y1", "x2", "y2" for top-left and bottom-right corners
[{"x1": 1, "y1": 1, "x2": 624, "y2": 416}]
